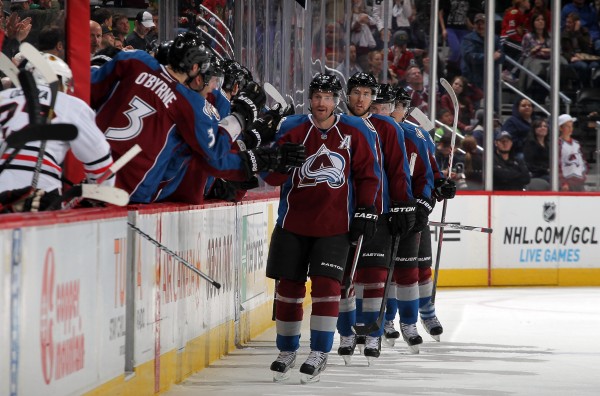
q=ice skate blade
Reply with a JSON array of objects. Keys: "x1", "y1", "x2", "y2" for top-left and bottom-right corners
[
  {"x1": 342, "y1": 355, "x2": 352, "y2": 366},
  {"x1": 272, "y1": 370, "x2": 292, "y2": 382},
  {"x1": 407, "y1": 344, "x2": 420, "y2": 354},
  {"x1": 300, "y1": 373, "x2": 321, "y2": 384},
  {"x1": 383, "y1": 337, "x2": 396, "y2": 347},
  {"x1": 365, "y1": 356, "x2": 377, "y2": 366},
  {"x1": 431, "y1": 334, "x2": 441, "y2": 342},
  {"x1": 357, "y1": 345, "x2": 364, "y2": 354}
]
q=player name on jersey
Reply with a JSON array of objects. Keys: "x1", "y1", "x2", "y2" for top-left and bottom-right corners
[{"x1": 134, "y1": 72, "x2": 177, "y2": 108}]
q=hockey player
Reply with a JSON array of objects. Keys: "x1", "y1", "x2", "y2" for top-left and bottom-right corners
[
  {"x1": 0, "y1": 54, "x2": 114, "y2": 212},
  {"x1": 263, "y1": 73, "x2": 382, "y2": 383},
  {"x1": 383, "y1": 87, "x2": 456, "y2": 346},
  {"x1": 91, "y1": 31, "x2": 303, "y2": 204},
  {"x1": 336, "y1": 74, "x2": 416, "y2": 364}
]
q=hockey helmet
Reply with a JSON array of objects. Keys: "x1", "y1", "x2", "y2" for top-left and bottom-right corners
[
  {"x1": 155, "y1": 39, "x2": 173, "y2": 65},
  {"x1": 394, "y1": 86, "x2": 412, "y2": 107},
  {"x1": 26, "y1": 53, "x2": 73, "y2": 93},
  {"x1": 309, "y1": 73, "x2": 342, "y2": 99},
  {"x1": 374, "y1": 83, "x2": 396, "y2": 104},
  {"x1": 346, "y1": 72, "x2": 378, "y2": 99},
  {"x1": 169, "y1": 31, "x2": 211, "y2": 75},
  {"x1": 222, "y1": 59, "x2": 253, "y2": 93}
]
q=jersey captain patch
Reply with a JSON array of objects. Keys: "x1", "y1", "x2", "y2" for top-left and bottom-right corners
[{"x1": 298, "y1": 144, "x2": 346, "y2": 188}]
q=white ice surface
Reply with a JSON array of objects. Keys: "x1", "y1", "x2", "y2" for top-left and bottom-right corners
[{"x1": 165, "y1": 287, "x2": 600, "y2": 396}]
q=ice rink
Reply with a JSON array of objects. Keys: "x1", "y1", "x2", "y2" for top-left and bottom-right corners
[{"x1": 165, "y1": 287, "x2": 600, "y2": 396}]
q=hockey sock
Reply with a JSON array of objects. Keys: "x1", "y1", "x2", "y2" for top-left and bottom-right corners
[
  {"x1": 309, "y1": 275, "x2": 340, "y2": 353},
  {"x1": 385, "y1": 283, "x2": 398, "y2": 322},
  {"x1": 356, "y1": 267, "x2": 387, "y2": 337},
  {"x1": 275, "y1": 278, "x2": 305, "y2": 352},
  {"x1": 395, "y1": 267, "x2": 419, "y2": 324},
  {"x1": 418, "y1": 267, "x2": 435, "y2": 319}
]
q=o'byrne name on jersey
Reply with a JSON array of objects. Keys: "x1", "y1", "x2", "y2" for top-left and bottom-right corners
[{"x1": 134, "y1": 72, "x2": 177, "y2": 108}]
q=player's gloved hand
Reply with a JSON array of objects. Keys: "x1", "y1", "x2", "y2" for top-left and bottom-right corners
[
  {"x1": 206, "y1": 177, "x2": 259, "y2": 202},
  {"x1": 275, "y1": 142, "x2": 306, "y2": 173},
  {"x1": 388, "y1": 200, "x2": 417, "y2": 238},
  {"x1": 413, "y1": 196, "x2": 434, "y2": 232},
  {"x1": 349, "y1": 206, "x2": 378, "y2": 243},
  {"x1": 241, "y1": 113, "x2": 280, "y2": 149},
  {"x1": 432, "y1": 178, "x2": 456, "y2": 201},
  {"x1": 231, "y1": 82, "x2": 267, "y2": 130},
  {"x1": 239, "y1": 143, "x2": 305, "y2": 178}
]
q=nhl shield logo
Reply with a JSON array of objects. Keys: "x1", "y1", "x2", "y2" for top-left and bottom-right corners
[{"x1": 543, "y1": 202, "x2": 556, "y2": 223}]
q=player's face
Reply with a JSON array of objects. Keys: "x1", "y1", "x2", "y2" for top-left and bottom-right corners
[
  {"x1": 391, "y1": 102, "x2": 405, "y2": 123},
  {"x1": 370, "y1": 102, "x2": 392, "y2": 116},
  {"x1": 348, "y1": 86, "x2": 373, "y2": 117},
  {"x1": 310, "y1": 91, "x2": 337, "y2": 123}
]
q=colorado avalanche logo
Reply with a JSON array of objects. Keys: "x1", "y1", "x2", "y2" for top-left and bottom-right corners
[{"x1": 298, "y1": 144, "x2": 346, "y2": 188}]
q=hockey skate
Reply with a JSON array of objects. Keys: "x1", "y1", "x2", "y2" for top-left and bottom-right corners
[
  {"x1": 270, "y1": 351, "x2": 296, "y2": 382},
  {"x1": 400, "y1": 322, "x2": 423, "y2": 354},
  {"x1": 337, "y1": 335, "x2": 357, "y2": 365},
  {"x1": 299, "y1": 350, "x2": 328, "y2": 384},
  {"x1": 421, "y1": 316, "x2": 443, "y2": 342},
  {"x1": 383, "y1": 320, "x2": 400, "y2": 347},
  {"x1": 356, "y1": 334, "x2": 366, "y2": 354},
  {"x1": 363, "y1": 336, "x2": 381, "y2": 366}
]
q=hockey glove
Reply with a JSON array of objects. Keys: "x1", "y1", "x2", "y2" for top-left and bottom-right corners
[
  {"x1": 413, "y1": 196, "x2": 434, "y2": 233},
  {"x1": 388, "y1": 200, "x2": 417, "y2": 239},
  {"x1": 275, "y1": 142, "x2": 306, "y2": 173},
  {"x1": 241, "y1": 113, "x2": 280, "y2": 150},
  {"x1": 206, "y1": 177, "x2": 259, "y2": 202},
  {"x1": 349, "y1": 206, "x2": 378, "y2": 243},
  {"x1": 432, "y1": 178, "x2": 457, "y2": 201},
  {"x1": 239, "y1": 143, "x2": 305, "y2": 178},
  {"x1": 230, "y1": 82, "x2": 267, "y2": 131}
]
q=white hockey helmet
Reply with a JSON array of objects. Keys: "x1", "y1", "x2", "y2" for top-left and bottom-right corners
[{"x1": 25, "y1": 53, "x2": 74, "y2": 93}]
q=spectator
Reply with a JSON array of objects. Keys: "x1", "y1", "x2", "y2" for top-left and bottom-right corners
[
  {"x1": 404, "y1": 65, "x2": 427, "y2": 113},
  {"x1": 366, "y1": 49, "x2": 397, "y2": 85},
  {"x1": 460, "y1": 13, "x2": 504, "y2": 92},
  {"x1": 500, "y1": 0, "x2": 531, "y2": 62},
  {"x1": 519, "y1": 12, "x2": 551, "y2": 102},
  {"x1": 145, "y1": 9, "x2": 159, "y2": 48},
  {"x1": 523, "y1": 118, "x2": 550, "y2": 182},
  {"x1": 372, "y1": 0, "x2": 413, "y2": 44},
  {"x1": 561, "y1": 0, "x2": 600, "y2": 54},
  {"x1": 558, "y1": 114, "x2": 588, "y2": 191},
  {"x1": 528, "y1": 0, "x2": 551, "y2": 32},
  {"x1": 470, "y1": 109, "x2": 502, "y2": 147},
  {"x1": 125, "y1": 11, "x2": 155, "y2": 51},
  {"x1": 350, "y1": 0, "x2": 377, "y2": 72},
  {"x1": 561, "y1": 12, "x2": 599, "y2": 89},
  {"x1": 112, "y1": 14, "x2": 129, "y2": 43},
  {"x1": 388, "y1": 30, "x2": 415, "y2": 85},
  {"x1": 90, "y1": 20, "x2": 102, "y2": 56},
  {"x1": 336, "y1": 44, "x2": 363, "y2": 76},
  {"x1": 440, "y1": 75, "x2": 480, "y2": 132},
  {"x1": 502, "y1": 97, "x2": 533, "y2": 159},
  {"x1": 493, "y1": 130, "x2": 531, "y2": 191},
  {"x1": 434, "y1": 131, "x2": 465, "y2": 188},
  {"x1": 37, "y1": 25, "x2": 65, "y2": 59},
  {"x1": 313, "y1": 21, "x2": 345, "y2": 68},
  {"x1": 100, "y1": 24, "x2": 114, "y2": 50},
  {"x1": 439, "y1": 0, "x2": 474, "y2": 74},
  {"x1": 91, "y1": 7, "x2": 112, "y2": 28},
  {"x1": 10, "y1": 0, "x2": 31, "y2": 12},
  {"x1": 461, "y1": 135, "x2": 483, "y2": 189}
]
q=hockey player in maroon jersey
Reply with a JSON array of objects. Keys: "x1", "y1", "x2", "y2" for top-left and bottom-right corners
[
  {"x1": 263, "y1": 73, "x2": 382, "y2": 383},
  {"x1": 91, "y1": 32, "x2": 304, "y2": 203},
  {"x1": 382, "y1": 87, "x2": 456, "y2": 348},
  {"x1": 336, "y1": 73, "x2": 416, "y2": 364}
]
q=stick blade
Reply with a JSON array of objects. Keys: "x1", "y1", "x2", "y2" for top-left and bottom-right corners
[
  {"x1": 80, "y1": 184, "x2": 130, "y2": 206},
  {"x1": 264, "y1": 82, "x2": 287, "y2": 108}
]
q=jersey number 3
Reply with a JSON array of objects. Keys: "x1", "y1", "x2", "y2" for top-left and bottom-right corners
[{"x1": 105, "y1": 96, "x2": 156, "y2": 141}]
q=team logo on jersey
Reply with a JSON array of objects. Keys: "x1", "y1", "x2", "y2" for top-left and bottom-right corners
[
  {"x1": 298, "y1": 144, "x2": 346, "y2": 188},
  {"x1": 543, "y1": 202, "x2": 556, "y2": 223},
  {"x1": 203, "y1": 101, "x2": 221, "y2": 121},
  {"x1": 338, "y1": 135, "x2": 351, "y2": 149},
  {"x1": 415, "y1": 128, "x2": 426, "y2": 140}
]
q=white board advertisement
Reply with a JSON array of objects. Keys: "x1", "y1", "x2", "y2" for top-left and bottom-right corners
[
  {"x1": 492, "y1": 195, "x2": 600, "y2": 269},
  {"x1": 240, "y1": 202, "x2": 269, "y2": 311}
]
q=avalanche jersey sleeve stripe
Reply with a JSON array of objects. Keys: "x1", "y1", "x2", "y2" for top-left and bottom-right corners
[{"x1": 400, "y1": 122, "x2": 435, "y2": 199}]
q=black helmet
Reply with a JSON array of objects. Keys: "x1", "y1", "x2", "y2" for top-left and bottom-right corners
[
  {"x1": 222, "y1": 59, "x2": 253, "y2": 92},
  {"x1": 206, "y1": 55, "x2": 225, "y2": 79},
  {"x1": 169, "y1": 31, "x2": 211, "y2": 74},
  {"x1": 155, "y1": 40, "x2": 173, "y2": 65},
  {"x1": 309, "y1": 73, "x2": 342, "y2": 98},
  {"x1": 394, "y1": 86, "x2": 412, "y2": 107},
  {"x1": 374, "y1": 83, "x2": 396, "y2": 104},
  {"x1": 346, "y1": 72, "x2": 378, "y2": 97}
]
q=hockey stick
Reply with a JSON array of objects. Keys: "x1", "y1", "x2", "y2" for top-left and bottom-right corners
[
  {"x1": 431, "y1": 79, "x2": 459, "y2": 304},
  {"x1": 128, "y1": 222, "x2": 222, "y2": 289},
  {"x1": 428, "y1": 221, "x2": 493, "y2": 234},
  {"x1": 53, "y1": 184, "x2": 129, "y2": 207},
  {"x1": 19, "y1": 43, "x2": 59, "y2": 189},
  {"x1": 352, "y1": 235, "x2": 400, "y2": 336},
  {"x1": 264, "y1": 82, "x2": 287, "y2": 109},
  {"x1": 0, "y1": 124, "x2": 77, "y2": 161},
  {"x1": 61, "y1": 144, "x2": 141, "y2": 209},
  {"x1": 0, "y1": 52, "x2": 21, "y2": 88},
  {"x1": 344, "y1": 234, "x2": 364, "y2": 299},
  {"x1": 408, "y1": 107, "x2": 435, "y2": 134}
]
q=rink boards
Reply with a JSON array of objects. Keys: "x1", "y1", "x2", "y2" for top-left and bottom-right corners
[{"x1": 1, "y1": 193, "x2": 599, "y2": 395}]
